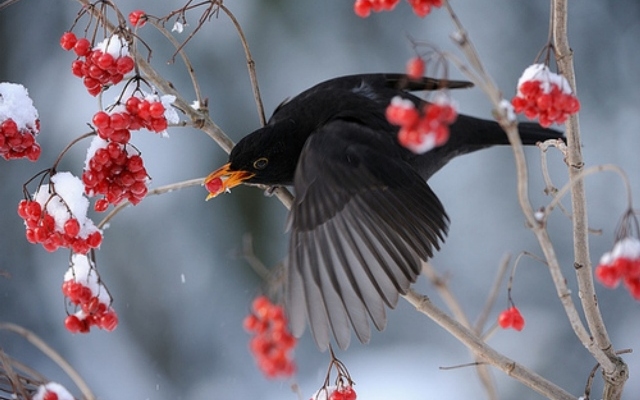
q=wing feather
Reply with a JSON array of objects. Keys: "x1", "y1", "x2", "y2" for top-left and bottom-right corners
[{"x1": 285, "y1": 120, "x2": 449, "y2": 350}]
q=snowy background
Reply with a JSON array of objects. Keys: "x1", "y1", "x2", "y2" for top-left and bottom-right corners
[{"x1": 1, "y1": 1, "x2": 639, "y2": 399}]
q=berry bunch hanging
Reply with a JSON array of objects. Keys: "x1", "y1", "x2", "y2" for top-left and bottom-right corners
[
  {"x1": 61, "y1": 33, "x2": 135, "y2": 96},
  {"x1": 0, "y1": 82, "x2": 41, "y2": 161},
  {"x1": 82, "y1": 138, "x2": 150, "y2": 210},
  {"x1": 243, "y1": 295, "x2": 297, "y2": 379},
  {"x1": 511, "y1": 63, "x2": 580, "y2": 127},
  {"x1": 62, "y1": 254, "x2": 118, "y2": 333},
  {"x1": 18, "y1": 172, "x2": 103, "y2": 253},
  {"x1": 386, "y1": 94, "x2": 457, "y2": 154}
]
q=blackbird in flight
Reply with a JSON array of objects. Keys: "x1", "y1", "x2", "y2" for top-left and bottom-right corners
[{"x1": 206, "y1": 74, "x2": 563, "y2": 351}]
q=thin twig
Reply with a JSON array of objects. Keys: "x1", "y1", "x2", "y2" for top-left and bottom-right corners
[
  {"x1": 474, "y1": 255, "x2": 510, "y2": 335},
  {"x1": 147, "y1": 18, "x2": 205, "y2": 108},
  {"x1": 220, "y1": 4, "x2": 266, "y2": 126},
  {"x1": 544, "y1": 164, "x2": 634, "y2": 220},
  {"x1": 97, "y1": 177, "x2": 204, "y2": 229}
]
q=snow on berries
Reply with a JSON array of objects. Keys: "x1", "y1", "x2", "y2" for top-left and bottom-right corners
[
  {"x1": 18, "y1": 172, "x2": 103, "y2": 253},
  {"x1": 511, "y1": 63, "x2": 580, "y2": 127},
  {"x1": 596, "y1": 236, "x2": 640, "y2": 299},
  {"x1": 386, "y1": 94, "x2": 457, "y2": 154},
  {"x1": 82, "y1": 137, "x2": 150, "y2": 210},
  {"x1": 498, "y1": 306, "x2": 525, "y2": 331},
  {"x1": 33, "y1": 382, "x2": 74, "y2": 400},
  {"x1": 62, "y1": 253, "x2": 118, "y2": 333},
  {"x1": 0, "y1": 82, "x2": 41, "y2": 161},
  {"x1": 243, "y1": 295, "x2": 297, "y2": 379},
  {"x1": 61, "y1": 32, "x2": 135, "y2": 96},
  {"x1": 354, "y1": 0, "x2": 442, "y2": 18}
]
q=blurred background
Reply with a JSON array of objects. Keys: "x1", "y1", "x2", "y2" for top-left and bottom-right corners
[{"x1": 1, "y1": 1, "x2": 639, "y2": 399}]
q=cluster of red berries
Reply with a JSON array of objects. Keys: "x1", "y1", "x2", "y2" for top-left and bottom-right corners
[
  {"x1": 62, "y1": 254, "x2": 118, "y2": 334},
  {"x1": 62, "y1": 280, "x2": 118, "y2": 333},
  {"x1": 386, "y1": 95, "x2": 456, "y2": 154},
  {"x1": 129, "y1": 10, "x2": 147, "y2": 27},
  {"x1": 243, "y1": 295, "x2": 297, "y2": 379},
  {"x1": 498, "y1": 306, "x2": 525, "y2": 331},
  {"x1": 406, "y1": 57, "x2": 426, "y2": 80},
  {"x1": 0, "y1": 117, "x2": 41, "y2": 161},
  {"x1": 354, "y1": 0, "x2": 442, "y2": 18},
  {"x1": 83, "y1": 140, "x2": 149, "y2": 211},
  {"x1": 33, "y1": 382, "x2": 73, "y2": 400},
  {"x1": 60, "y1": 32, "x2": 135, "y2": 96},
  {"x1": 92, "y1": 97, "x2": 169, "y2": 144},
  {"x1": 18, "y1": 199, "x2": 102, "y2": 253},
  {"x1": 595, "y1": 236, "x2": 640, "y2": 300},
  {"x1": 511, "y1": 64, "x2": 580, "y2": 128}
]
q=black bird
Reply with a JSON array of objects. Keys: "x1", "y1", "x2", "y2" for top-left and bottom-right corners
[{"x1": 205, "y1": 73, "x2": 563, "y2": 351}]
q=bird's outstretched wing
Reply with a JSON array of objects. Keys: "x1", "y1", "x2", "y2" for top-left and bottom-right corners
[{"x1": 286, "y1": 119, "x2": 449, "y2": 351}]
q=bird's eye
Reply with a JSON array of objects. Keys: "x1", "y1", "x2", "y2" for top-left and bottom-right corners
[{"x1": 253, "y1": 157, "x2": 268, "y2": 170}]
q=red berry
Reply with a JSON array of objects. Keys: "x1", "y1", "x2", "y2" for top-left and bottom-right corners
[
  {"x1": 63, "y1": 218, "x2": 81, "y2": 237},
  {"x1": 94, "y1": 198, "x2": 110, "y2": 212},
  {"x1": 354, "y1": 0, "x2": 372, "y2": 17},
  {"x1": 406, "y1": 57, "x2": 425, "y2": 79},
  {"x1": 129, "y1": 10, "x2": 147, "y2": 27},
  {"x1": 60, "y1": 32, "x2": 77, "y2": 51},
  {"x1": 125, "y1": 97, "x2": 141, "y2": 113},
  {"x1": 73, "y1": 38, "x2": 91, "y2": 57},
  {"x1": 116, "y1": 56, "x2": 135, "y2": 75},
  {"x1": 86, "y1": 231, "x2": 103, "y2": 248},
  {"x1": 150, "y1": 117, "x2": 168, "y2": 133},
  {"x1": 97, "y1": 52, "x2": 115, "y2": 70},
  {"x1": 92, "y1": 111, "x2": 110, "y2": 129},
  {"x1": 64, "y1": 315, "x2": 85, "y2": 333},
  {"x1": 149, "y1": 102, "x2": 165, "y2": 118},
  {"x1": 100, "y1": 310, "x2": 119, "y2": 331}
]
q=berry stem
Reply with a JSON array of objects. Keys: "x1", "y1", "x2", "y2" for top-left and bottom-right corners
[
  {"x1": 52, "y1": 131, "x2": 96, "y2": 172},
  {"x1": 97, "y1": 176, "x2": 204, "y2": 229}
]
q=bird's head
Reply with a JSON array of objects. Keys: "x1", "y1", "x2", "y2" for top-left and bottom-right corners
[{"x1": 204, "y1": 123, "x2": 304, "y2": 199}]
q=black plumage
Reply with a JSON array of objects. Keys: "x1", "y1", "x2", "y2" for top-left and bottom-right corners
[{"x1": 206, "y1": 73, "x2": 563, "y2": 350}]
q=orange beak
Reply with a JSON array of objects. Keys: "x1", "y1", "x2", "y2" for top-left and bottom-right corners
[{"x1": 204, "y1": 163, "x2": 255, "y2": 200}]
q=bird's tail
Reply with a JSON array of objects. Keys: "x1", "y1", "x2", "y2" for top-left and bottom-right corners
[
  {"x1": 448, "y1": 115, "x2": 564, "y2": 149},
  {"x1": 415, "y1": 116, "x2": 564, "y2": 179}
]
